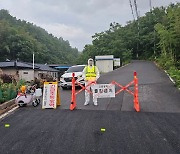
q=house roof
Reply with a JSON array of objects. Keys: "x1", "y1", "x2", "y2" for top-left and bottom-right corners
[
  {"x1": 0, "y1": 61, "x2": 58, "y2": 72},
  {"x1": 35, "y1": 63, "x2": 58, "y2": 72},
  {"x1": 0, "y1": 61, "x2": 39, "y2": 69}
]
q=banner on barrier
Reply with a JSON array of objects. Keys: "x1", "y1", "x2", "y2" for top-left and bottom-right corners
[
  {"x1": 91, "y1": 84, "x2": 115, "y2": 98},
  {"x1": 42, "y1": 82, "x2": 60, "y2": 109}
]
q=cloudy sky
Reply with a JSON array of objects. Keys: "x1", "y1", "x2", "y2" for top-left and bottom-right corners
[{"x1": 0, "y1": 0, "x2": 179, "y2": 51}]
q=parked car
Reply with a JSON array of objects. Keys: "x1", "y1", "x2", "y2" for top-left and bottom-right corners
[{"x1": 60, "y1": 65, "x2": 85, "y2": 89}]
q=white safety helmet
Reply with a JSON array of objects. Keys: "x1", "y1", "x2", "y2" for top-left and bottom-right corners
[{"x1": 88, "y1": 58, "x2": 94, "y2": 66}]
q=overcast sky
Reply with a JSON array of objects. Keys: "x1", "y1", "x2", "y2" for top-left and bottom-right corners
[{"x1": 0, "y1": 0, "x2": 179, "y2": 51}]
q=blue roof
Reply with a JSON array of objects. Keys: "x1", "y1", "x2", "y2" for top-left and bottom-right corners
[{"x1": 55, "y1": 66, "x2": 70, "y2": 69}]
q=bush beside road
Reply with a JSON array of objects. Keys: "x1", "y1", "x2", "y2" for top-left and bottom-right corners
[
  {"x1": 0, "y1": 80, "x2": 25, "y2": 104},
  {"x1": 155, "y1": 55, "x2": 180, "y2": 89}
]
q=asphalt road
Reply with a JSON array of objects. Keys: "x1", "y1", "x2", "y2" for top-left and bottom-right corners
[
  {"x1": 0, "y1": 61, "x2": 180, "y2": 154},
  {"x1": 60, "y1": 60, "x2": 180, "y2": 112}
]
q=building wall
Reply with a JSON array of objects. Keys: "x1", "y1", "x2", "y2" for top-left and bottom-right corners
[
  {"x1": 1, "y1": 67, "x2": 58, "y2": 81},
  {"x1": 96, "y1": 60, "x2": 113, "y2": 73},
  {"x1": 19, "y1": 70, "x2": 34, "y2": 81},
  {"x1": 34, "y1": 71, "x2": 58, "y2": 79},
  {"x1": 1, "y1": 68, "x2": 35, "y2": 81},
  {"x1": 34, "y1": 71, "x2": 47, "y2": 79},
  {"x1": 50, "y1": 72, "x2": 58, "y2": 78},
  {"x1": 34, "y1": 71, "x2": 39, "y2": 78},
  {"x1": 1, "y1": 68, "x2": 17, "y2": 76}
]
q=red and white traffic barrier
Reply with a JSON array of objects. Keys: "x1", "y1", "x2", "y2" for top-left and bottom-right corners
[{"x1": 70, "y1": 72, "x2": 140, "y2": 112}]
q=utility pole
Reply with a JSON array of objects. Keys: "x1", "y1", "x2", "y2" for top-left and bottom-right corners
[
  {"x1": 33, "y1": 52, "x2": 35, "y2": 70},
  {"x1": 153, "y1": 29, "x2": 156, "y2": 59},
  {"x1": 33, "y1": 52, "x2": 35, "y2": 80}
]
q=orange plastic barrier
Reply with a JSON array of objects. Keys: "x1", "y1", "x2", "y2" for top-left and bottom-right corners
[
  {"x1": 70, "y1": 73, "x2": 76, "y2": 110},
  {"x1": 70, "y1": 72, "x2": 140, "y2": 112}
]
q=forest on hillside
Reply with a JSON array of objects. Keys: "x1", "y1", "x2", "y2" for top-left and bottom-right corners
[
  {"x1": 0, "y1": 9, "x2": 79, "y2": 64},
  {"x1": 0, "y1": 3, "x2": 179, "y2": 87},
  {"x1": 78, "y1": 3, "x2": 180, "y2": 70}
]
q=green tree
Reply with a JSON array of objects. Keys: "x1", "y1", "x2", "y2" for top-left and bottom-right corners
[{"x1": 0, "y1": 9, "x2": 79, "y2": 64}]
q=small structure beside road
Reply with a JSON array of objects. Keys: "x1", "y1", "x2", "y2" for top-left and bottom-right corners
[
  {"x1": 95, "y1": 55, "x2": 114, "y2": 73},
  {"x1": 113, "y1": 58, "x2": 121, "y2": 69}
]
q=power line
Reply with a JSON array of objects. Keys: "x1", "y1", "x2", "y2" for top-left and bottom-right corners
[
  {"x1": 133, "y1": 0, "x2": 140, "y2": 58},
  {"x1": 149, "y1": 1, "x2": 156, "y2": 57},
  {"x1": 134, "y1": 0, "x2": 139, "y2": 20},
  {"x1": 129, "y1": 0, "x2": 135, "y2": 21},
  {"x1": 128, "y1": 0, "x2": 140, "y2": 58},
  {"x1": 149, "y1": 0, "x2": 152, "y2": 11}
]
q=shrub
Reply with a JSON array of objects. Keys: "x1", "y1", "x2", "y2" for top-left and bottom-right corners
[
  {"x1": 156, "y1": 55, "x2": 180, "y2": 89},
  {"x1": 0, "y1": 80, "x2": 26, "y2": 104},
  {"x1": 168, "y1": 68, "x2": 180, "y2": 88},
  {"x1": 0, "y1": 74, "x2": 13, "y2": 83}
]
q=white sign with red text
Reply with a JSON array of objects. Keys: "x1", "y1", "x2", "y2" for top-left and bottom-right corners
[
  {"x1": 42, "y1": 82, "x2": 58, "y2": 109},
  {"x1": 91, "y1": 84, "x2": 115, "y2": 98}
]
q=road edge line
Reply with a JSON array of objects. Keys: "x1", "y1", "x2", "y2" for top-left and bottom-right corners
[
  {"x1": 121, "y1": 63, "x2": 130, "y2": 68},
  {"x1": 0, "y1": 106, "x2": 19, "y2": 120},
  {"x1": 164, "y1": 70, "x2": 176, "y2": 84}
]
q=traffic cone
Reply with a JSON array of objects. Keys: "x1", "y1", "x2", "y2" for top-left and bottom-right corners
[
  {"x1": 134, "y1": 95, "x2": 140, "y2": 112},
  {"x1": 134, "y1": 71, "x2": 140, "y2": 112},
  {"x1": 70, "y1": 73, "x2": 76, "y2": 110},
  {"x1": 70, "y1": 101, "x2": 76, "y2": 111}
]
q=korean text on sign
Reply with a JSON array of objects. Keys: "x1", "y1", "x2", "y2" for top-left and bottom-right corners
[{"x1": 91, "y1": 84, "x2": 115, "y2": 98}]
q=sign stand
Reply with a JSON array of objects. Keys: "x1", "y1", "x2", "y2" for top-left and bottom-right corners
[{"x1": 42, "y1": 82, "x2": 60, "y2": 109}]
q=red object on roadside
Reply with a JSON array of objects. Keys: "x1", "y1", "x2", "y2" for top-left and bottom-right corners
[
  {"x1": 70, "y1": 73, "x2": 76, "y2": 110},
  {"x1": 133, "y1": 71, "x2": 140, "y2": 112}
]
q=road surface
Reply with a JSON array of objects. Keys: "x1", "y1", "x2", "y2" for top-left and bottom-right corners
[
  {"x1": 60, "y1": 60, "x2": 180, "y2": 112},
  {"x1": 0, "y1": 61, "x2": 180, "y2": 154}
]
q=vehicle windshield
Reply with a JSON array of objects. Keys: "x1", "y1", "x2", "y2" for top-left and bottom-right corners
[{"x1": 66, "y1": 66, "x2": 85, "y2": 73}]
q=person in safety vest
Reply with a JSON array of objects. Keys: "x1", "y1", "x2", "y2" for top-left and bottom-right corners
[{"x1": 83, "y1": 58, "x2": 100, "y2": 106}]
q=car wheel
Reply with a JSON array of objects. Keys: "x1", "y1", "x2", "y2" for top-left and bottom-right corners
[
  {"x1": 32, "y1": 101, "x2": 38, "y2": 107},
  {"x1": 18, "y1": 101, "x2": 25, "y2": 107},
  {"x1": 61, "y1": 86, "x2": 67, "y2": 90},
  {"x1": 37, "y1": 99, "x2": 40, "y2": 104}
]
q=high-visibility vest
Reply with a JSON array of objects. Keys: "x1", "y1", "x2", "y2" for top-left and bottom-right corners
[{"x1": 85, "y1": 66, "x2": 97, "y2": 81}]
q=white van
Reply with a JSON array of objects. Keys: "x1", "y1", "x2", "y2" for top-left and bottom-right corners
[{"x1": 60, "y1": 65, "x2": 85, "y2": 89}]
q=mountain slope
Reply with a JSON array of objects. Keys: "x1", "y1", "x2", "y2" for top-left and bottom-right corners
[{"x1": 0, "y1": 9, "x2": 79, "y2": 64}]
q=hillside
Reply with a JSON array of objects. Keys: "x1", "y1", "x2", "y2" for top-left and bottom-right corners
[
  {"x1": 0, "y1": 9, "x2": 79, "y2": 64},
  {"x1": 78, "y1": 3, "x2": 180, "y2": 68},
  {"x1": 77, "y1": 3, "x2": 180, "y2": 88}
]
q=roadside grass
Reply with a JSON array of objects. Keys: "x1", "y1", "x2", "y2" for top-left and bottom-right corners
[
  {"x1": 167, "y1": 67, "x2": 180, "y2": 88},
  {"x1": 155, "y1": 55, "x2": 180, "y2": 89}
]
